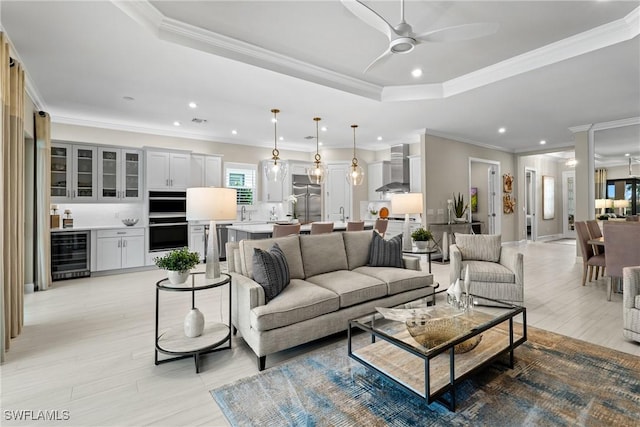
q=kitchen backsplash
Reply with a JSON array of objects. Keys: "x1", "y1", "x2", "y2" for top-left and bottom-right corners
[{"x1": 52, "y1": 203, "x2": 145, "y2": 228}]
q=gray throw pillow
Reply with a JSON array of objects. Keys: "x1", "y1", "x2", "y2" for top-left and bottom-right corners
[
  {"x1": 252, "y1": 243, "x2": 290, "y2": 303},
  {"x1": 368, "y1": 232, "x2": 403, "y2": 268}
]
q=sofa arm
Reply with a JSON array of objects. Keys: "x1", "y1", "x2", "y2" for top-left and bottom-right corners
[
  {"x1": 450, "y1": 245, "x2": 462, "y2": 286},
  {"x1": 231, "y1": 272, "x2": 265, "y2": 332},
  {"x1": 499, "y1": 246, "x2": 524, "y2": 285},
  {"x1": 623, "y1": 266, "x2": 640, "y2": 310},
  {"x1": 403, "y1": 256, "x2": 421, "y2": 271}
]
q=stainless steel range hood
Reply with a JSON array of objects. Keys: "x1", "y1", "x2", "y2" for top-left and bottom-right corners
[{"x1": 375, "y1": 144, "x2": 410, "y2": 193}]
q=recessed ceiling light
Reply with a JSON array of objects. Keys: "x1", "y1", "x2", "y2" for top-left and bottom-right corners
[
  {"x1": 173, "y1": 121, "x2": 181, "y2": 127},
  {"x1": 539, "y1": 140, "x2": 546, "y2": 145},
  {"x1": 122, "y1": 96, "x2": 135, "y2": 101},
  {"x1": 321, "y1": 126, "x2": 327, "y2": 132},
  {"x1": 625, "y1": 153, "x2": 631, "y2": 156},
  {"x1": 411, "y1": 68, "x2": 423, "y2": 78},
  {"x1": 271, "y1": 118, "x2": 277, "y2": 123},
  {"x1": 279, "y1": 136, "x2": 284, "y2": 141},
  {"x1": 231, "y1": 130, "x2": 237, "y2": 135},
  {"x1": 188, "y1": 102, "x2": 197, "y2": 109},
  {"x1": 377, "y1": 136, "x2": 383, "y2": 141},
  {"x1": 319, "y1": 142, "x2": 323, "y2": 146},
  {"x1": 498, "y1": 127, "x2": 506, "y2": 134}
]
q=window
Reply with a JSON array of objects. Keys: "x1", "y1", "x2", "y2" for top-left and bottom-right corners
[{"x1": 224, "y1": 162, "x2": 256, "y2": 205}]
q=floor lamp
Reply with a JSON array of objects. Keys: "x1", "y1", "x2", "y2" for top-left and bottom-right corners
[
  {"x1": 186, "y1": 187, "x2": 237, "y2": 280},
  {"x1": 391, "y1": 193, "x2": 423, "y2": 252}
]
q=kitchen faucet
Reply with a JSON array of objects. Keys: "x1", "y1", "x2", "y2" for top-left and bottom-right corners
[
  {"x1": 339, "y1": 206, "x2": 345, "y2": 223},
  {"x1": 270, "y1": 206, "x2": 277, "y2": 221},
  {"x1": 241, "y1": 205, "x2": 247, "y2": 221}
]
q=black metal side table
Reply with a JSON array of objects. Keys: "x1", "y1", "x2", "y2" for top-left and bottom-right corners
[
  {"x1": 402, "y1": 247, "x2": 438, "y2": 273},
  {"x1": 154, "y1": 272, "x2": 231, "y2": 373}
]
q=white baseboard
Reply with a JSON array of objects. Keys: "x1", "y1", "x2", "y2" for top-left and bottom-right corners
[{"x1": 24, "y1": 283, "x2": 35, "y2": 293}]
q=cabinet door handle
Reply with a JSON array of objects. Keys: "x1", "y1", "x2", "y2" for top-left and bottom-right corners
[
  {"x1": 123, "y1": 240, "x2": 127, "y2": 247},
  {"x1": 170, "y1": 179, "x2": 173, "y2": 186},
  {"x1": 73, "y1": 190, "x2": 76, "y2": 198},
  {"x1": 118, "y1": 240, "x2": 121, "y2": 248},
  {"x1": 67, "y1": 190, "x2": 70, "y2": 198},
  {"x1": 166, "y1": 179, "x2": 169, "y2": 186}
]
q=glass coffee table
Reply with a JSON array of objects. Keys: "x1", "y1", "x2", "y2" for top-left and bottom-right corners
[{"x1": 348, "y1": 293, "x2": 526, "y2": 411}]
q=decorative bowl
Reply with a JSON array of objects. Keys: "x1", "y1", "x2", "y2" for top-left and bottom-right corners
[
  {"x1": 121, "y1": 218, "x2": 139, "y2": 227},
  {"x1": 406, "y1": 316, "x2": 482, "y2": 354}
]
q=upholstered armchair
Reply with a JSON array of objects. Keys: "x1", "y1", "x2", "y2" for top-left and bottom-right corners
[
  {"x1": 450, "y1": 234, "x2": 524, "y2": 304},
  {"x1": 623, "y1": 266, "x2": 640, "y2": 343}
]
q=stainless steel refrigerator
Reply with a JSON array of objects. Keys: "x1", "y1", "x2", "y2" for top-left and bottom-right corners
[{"x1": 292, "y1": 175, "x2": 322, "y2": 224}]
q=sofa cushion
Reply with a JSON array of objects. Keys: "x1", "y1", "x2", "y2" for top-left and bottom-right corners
[
  {"x1": 368, "y1": 232, "x2": 403, "y2": 268},
  {"x1": 355, "y1": 266, "x2": 433, "y2": 295},
  {"x1": 455, "y1": 234, "x2": 501, "y2": 262},
  {"x1": 306, "y1": 270, "x2": 387, "y2": 308},
  {"x1": 342, "y1": 230, "x2": 375, "y2": 270},
  {"x1": 250, "y1": 279, "x2": 339, "y2": 332},
  {"x1": 462, "y1": 260, "x2": 515, "y2": 284},
  {"x1": 252, "y1": 243, "x2": 290, "y2": 303},
  {"x1": 240, "y1": 235, "x2": 304, "y2": 280},
  {"x1": 299, "y1": 233, "x2": 348, "y2": 278}
]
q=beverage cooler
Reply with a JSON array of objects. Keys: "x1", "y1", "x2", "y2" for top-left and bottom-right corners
[{"x1": 51, "y1": 230, "x2": 91, "y2": 280}]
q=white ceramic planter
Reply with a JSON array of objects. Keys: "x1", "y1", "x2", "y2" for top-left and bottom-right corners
[
  {"x1": 415, "y1": 241, "x2": 428, "y2": 250},
  {"x1": 184, "y1": 308, "x2": 205, "y2": 338},
  {"x1": 167, "y1": 270, "x2": 190, "y2": 285}
]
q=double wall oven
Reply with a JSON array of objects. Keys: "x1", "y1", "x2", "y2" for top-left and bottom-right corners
[{"x1": 148, "y1": 191, "x2": 188, "y2": 252}]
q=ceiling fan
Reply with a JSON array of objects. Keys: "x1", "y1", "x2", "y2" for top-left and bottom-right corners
[{"x1": 341, "y1": 0, "x2": 499, "y2": 73}]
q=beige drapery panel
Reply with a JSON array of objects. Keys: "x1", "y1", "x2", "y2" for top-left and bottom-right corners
[
  {"x1": 1, "y1": 32, "x2": 25, "y2": 359},
  {"x1": 35, "y1": 111, "x2": 51, "y2": 291},
  {"x1": 595, "y1": 168, "x2": 607, "y2": 199}
]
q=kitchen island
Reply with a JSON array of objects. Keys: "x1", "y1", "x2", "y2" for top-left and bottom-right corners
[{"x1": 227, "y1": 221, "x2": 375, "y2": 242}]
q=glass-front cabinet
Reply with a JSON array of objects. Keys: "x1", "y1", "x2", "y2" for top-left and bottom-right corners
[
  {"x1": 51, "y1": 143, "x2": 97, "y2": 202},
  {"x1": 98, "y1": 148, "x2": 142, "y2": 201}
]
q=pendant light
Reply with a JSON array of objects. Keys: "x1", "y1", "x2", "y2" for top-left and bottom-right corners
[
  {"x1": 264, "y1": 108, "x2": 287, "y2": 182},
  {"x1": 308, "y1": 117, "x2": 326, "y2": 184},
  {"x1": 347, "y1": 124, "x2": 364, "y2": 186}
]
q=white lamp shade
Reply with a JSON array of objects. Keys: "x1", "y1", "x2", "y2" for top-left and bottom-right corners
[
  {"x1": 614, "y1": 199, "x2": 629, "y2": 208},
  {"x1": 605, "y1": 199, "x2": 614, "y2": 208},
  {"x1": 595, "y1": 199, "x2": 606, "y2": 209},
  {"x1": 186, "y1": 187, "x2": 237, "y2": 221},
  {"x1": 391, "y1": 193, "x2": 423, "y2": 215}
]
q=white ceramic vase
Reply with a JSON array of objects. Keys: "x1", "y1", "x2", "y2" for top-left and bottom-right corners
[
  {"x1": 415, "y1": 241, "x2": 428, "y2": 250},
  {"x1": 167, "y1": 270, "x2": 189, "y2": 285},
  {"x1": 464, "y1": 265, "x2": 471, "y2": 295},
  {"x1": 184, "y1": 308, "x2": 205, "y2": 338}
]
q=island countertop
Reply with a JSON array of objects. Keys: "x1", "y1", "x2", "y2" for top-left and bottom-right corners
[{"x1": 226, "y1": 221, "x2": 376, "y2": 235}]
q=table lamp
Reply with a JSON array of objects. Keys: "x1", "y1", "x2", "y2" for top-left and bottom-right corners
[
  {"x1": 614, "y1": 199, "x2": 629, "y2": 216},
  {"x1": 595, "y1": 199, "x2": 606, "y2": 215},
  {"x1": 391, "y1": 192, "x2": 423, "y2": 252},
  {"x1": 186, "y1": 187, "x2": 237, "y2": 280}
]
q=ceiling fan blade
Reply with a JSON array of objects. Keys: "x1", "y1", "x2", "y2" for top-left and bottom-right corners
[
  {"x1": 341, "y1": 0, "x2": 398, "y2": 40},
  {"x1": 414, "y1": 22, "x2": 499, "y2": 43},
  {"x1": 364, "y1": 48, "x2": 393, "y2": 74}
]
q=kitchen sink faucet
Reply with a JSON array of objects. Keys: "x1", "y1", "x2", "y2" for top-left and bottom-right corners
[{"x1": 241, "y1": 205, "x2": 247, "y2": 221}]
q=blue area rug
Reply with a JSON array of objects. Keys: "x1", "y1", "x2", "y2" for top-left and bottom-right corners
[{"x1": 211, "y1": 327, "x2": 640, "y2": 426}]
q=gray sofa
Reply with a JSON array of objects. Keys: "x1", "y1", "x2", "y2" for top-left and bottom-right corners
[
  {"x1": 226, "y1": 230, "x2": 435, "y2": 370},
  {"x1": 623, "y1": 266, "x2": 640, "y2": 343}
]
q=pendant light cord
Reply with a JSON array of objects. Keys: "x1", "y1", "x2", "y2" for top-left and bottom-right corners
[
  {"x1": 313, "y1": 117, "x2": 322, "y2": 164},
  {"x1": 271, "y1": 108, "x2": 280, "y2": 161},
  {"x1": 351, "y1": 124, "x2": 359, "y2": 167}
]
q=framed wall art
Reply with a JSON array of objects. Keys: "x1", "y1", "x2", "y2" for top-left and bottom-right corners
[{"x1": 470, "y1": 187, "x2": 478, "y2": 213}]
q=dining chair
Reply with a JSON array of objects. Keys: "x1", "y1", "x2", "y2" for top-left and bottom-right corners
[
  {"x1": 575, "y1": 221, "x2": 606, "y2": 286},
  {"x1": 272, "y1": 223, "x2": 301, "y2": 238},
  {"x1": 586, "y1": 220, "x2": 604, "y2": 255},
  {"x1": 603, "y1": 221, "x2": 640, "y2": 301},
  {"x1": 374, "y1": 218, "x2": 388, "y2": 238},
  {"x1": 346, "y1": 221, "x2": 365, "y2": 231},
  {"x1": 310, "y1": 222, "x2": 334, "y2": 235}
]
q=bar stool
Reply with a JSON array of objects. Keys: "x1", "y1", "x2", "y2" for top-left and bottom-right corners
[
  {"x1": 272, "y1": 223, "x2": 301, "y2": 237},
  {"x1": 310, "y1": 222, "x2": 334, "y2": 234},
  {"x1": 346, "y1": 221, "x2": 365, "y2": 231}
]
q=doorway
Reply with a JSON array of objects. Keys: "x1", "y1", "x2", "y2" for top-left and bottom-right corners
[
  {"x1": 524, "y1": 168, "x2": 537, "y2": 241},
  {"x1": 469, "y1": 158, "x2": 501, "y2": 235},
  {"x1": 562, "y1": 170, "x2": 576, "y2": 238}
]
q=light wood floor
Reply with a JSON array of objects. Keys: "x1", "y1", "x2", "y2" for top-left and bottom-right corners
[{"x1": 1, "y1": 241, "x2": 639, "y2": 426}]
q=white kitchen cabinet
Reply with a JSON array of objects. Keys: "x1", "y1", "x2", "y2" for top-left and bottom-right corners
[
  {"x1": 190, "y1": 154, "x2": 222, "y2": 187},
  {"x1": 325, "y1": 162, "x2": 352, "y2": 221},
  {"x1": 96, "y1": 228, "x2": 145, "y2": 271},
  {"x1": 98, "y1": 147, "x2": 143, "y2": 201},
  {"x1": 409, "y1": 155, "x2": 422, "y2": 193},
  {"x1": 260, "y1": 159, "x2": 284, "y2": 202},
  {"x1": 51, "y1": 143, "x2": 98, "y2": 202},
  {"x1": 146, "y1": 150, "x2": 190, "y2": 190},
  {"x1": 367, "y1": 161, "x2": 390, "y2": 201},
  {"x1": 189, "y1": 224, "x2": 205, "y2": 261}
]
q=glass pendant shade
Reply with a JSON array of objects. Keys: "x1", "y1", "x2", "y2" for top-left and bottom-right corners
[
  {"x1": 347, "y1": 124, "x2": 364, "y2": 186},
  {"x1": 308, "y1": 117, "x2": 326, "y2": 184},
  {"x1": 265, "y1": 108, "x2": 287, "y2": 182}
]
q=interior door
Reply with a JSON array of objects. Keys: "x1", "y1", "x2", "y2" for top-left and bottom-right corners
[
  {"x1": 525, "y1": 168, "x2": 537, "y2": 241},
  {"x1": 487, "y1": 164, "x2": 500, "y2": 235},
  {"x1": 562, "y1": 170, "x2": 576, "y2": 238}
]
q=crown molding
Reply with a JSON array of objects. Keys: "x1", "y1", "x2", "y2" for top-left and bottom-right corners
[
  {"x1": 424, "y1": 129, "x2": 514, "y2": 153},
  {"x1": 591, "y1": 116, "x2": 640, "y2": 132},
  {"x1": 514, "y1": 142, "x2": 575, "y2": 155},
  {"x1": 568, "y1": 124, "x2": 593, "y2": 133},
  {"x1": 114, "y1": 2, "x2": 639, "y2": 104}
]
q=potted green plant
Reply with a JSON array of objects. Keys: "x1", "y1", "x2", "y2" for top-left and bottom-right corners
[
  {"x1": 453, "y1": 192, "x2": 469, "y2": 221},
  {"x1": 154, "y1": 247, "x2": 200, "y2": 285},
  {"x1": 411, "y1": 227, "x2": 433, "y2": 250}
]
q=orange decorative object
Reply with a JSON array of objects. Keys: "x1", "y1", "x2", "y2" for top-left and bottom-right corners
[{"x1": 379, "y1": 207, "x2": 389, "y2": 219}]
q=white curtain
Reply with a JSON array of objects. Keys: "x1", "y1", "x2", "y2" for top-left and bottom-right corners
[{"x1": 35, "y1": 111, "x2": 51, "y2": 291}]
